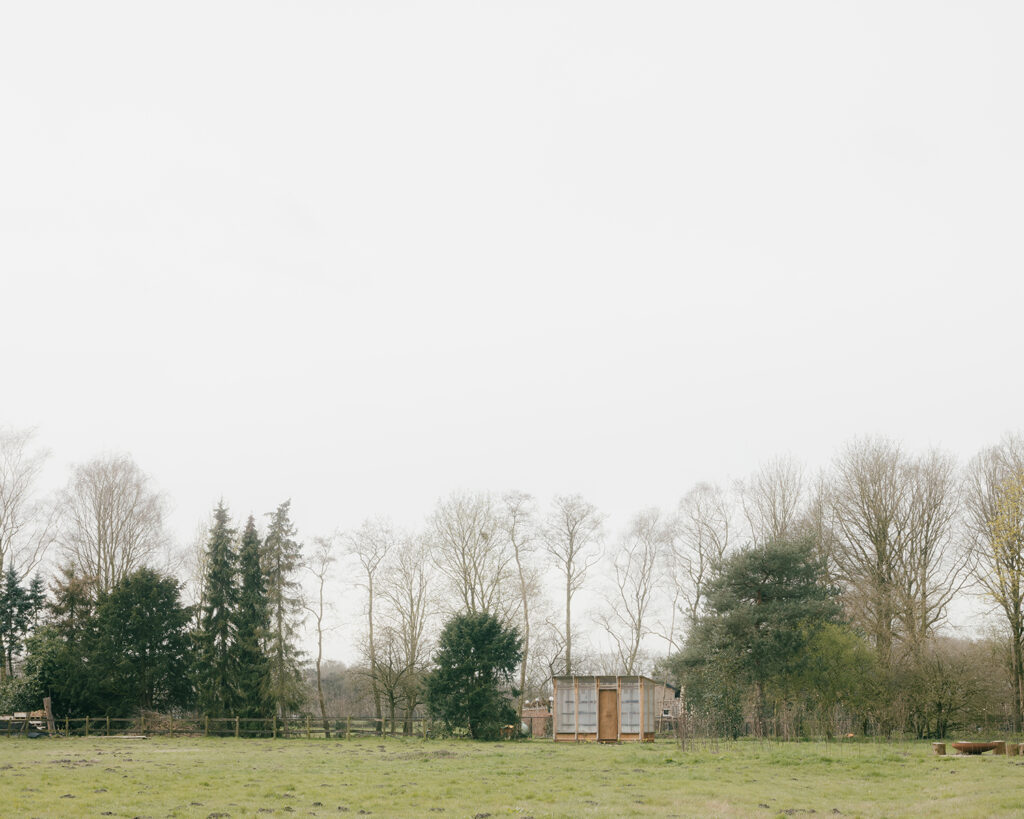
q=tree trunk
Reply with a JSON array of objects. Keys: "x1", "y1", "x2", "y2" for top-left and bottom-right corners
[
  {"x1": 1012, "y1": 629, "x2": 1024, "y2": 733},
  {"x1": 565, "y1": 577, "x2": 572, "y2": 675}
]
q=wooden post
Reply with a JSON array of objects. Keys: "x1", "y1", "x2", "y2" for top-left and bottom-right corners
[
  {"x1": 932, "y1": 743, "x2": 946, "y2": 755},
  {"x1": 205, "y1": 715, "x2": 209, "y2": 737},
  {"x1": 346, "y1": 716, "x2": 351, "y2": 740},
  {"x1": 616, "y1": 677, "x2": 622, "y2": 742},
  {"x1": 639, "y1": 676, "x2": 645, "y2": 742},
  {"x1": 273, "y1": 715, "x2": 277, "y2": 739},
  {"x1": 140, "y1": 714, "x2": 146, "y2": 735},
  {"x1": 64, "y1": 716, "x2": 69, "y2": 736},
  {"x1": 85, "y1": 716, "x2": 90, "y2": 737},
  {"x1": 573, "y1": 677, "x2": 579, "y2": 740},
  {"x1": 43, "y1": 697, "x2": 56, "y2": 735},
  {"x1": 106, "y1": 715, "x2": 110, "y2": 736},
  {"x1": 235, "y1": 716, "x2": 240, "y2": 738},
  {"x1": 306, "y1": 715, "x2": 311, "y2": 739}
]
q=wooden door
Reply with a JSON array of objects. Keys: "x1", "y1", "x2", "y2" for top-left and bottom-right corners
[{"x1": 598, "y1": 689, "x2": 618, "y2": 741}]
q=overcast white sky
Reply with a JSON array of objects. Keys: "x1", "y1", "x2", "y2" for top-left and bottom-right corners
[{"x1": 3, "y1": 2, "x2": 1022, "y2": 661}]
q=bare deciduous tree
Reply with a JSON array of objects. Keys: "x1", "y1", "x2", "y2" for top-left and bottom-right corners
[
  {"x1": 660, "y1": 483, "x2": 733, "y2": 650},
  {"x1": 58, "y1": 454, "x2": 168, "y2": 595},
  {"x1": 964, "y1": 434, "x2": 1024, "y2": 730},
  {"x1": 830, "y1": 437, "x2": 965, "y2": 666},
  {"x1": 500, "y1": 491, "x2": 542, "y2": 718},
  {"x1": 429, "y1": 491, "x2": 514, "y2": 619},
  {"x1": 0, "y1": 427, "x2": 55, "y2": 581},
  {"x1": 304, "y1": 533, "x2": 338, "y2": 736},
  {"x1": 737, "y1": 455, "x2": 805, "y2": 546},
  {"x1": 543, "y1": 494, "x2": 603, "y2": 675},
  {"x1": 896, "y1": 449, "x2": 966, "y2": 655},
  {"x1": 379, "y1": 536, "x2": 435, "y2": 732},
  {"x1": 597, "y1": 508, "x2": 666, "y2": 675},
  {"x1": 346, "y1": 516, "x2": 396, "y2": 730}
]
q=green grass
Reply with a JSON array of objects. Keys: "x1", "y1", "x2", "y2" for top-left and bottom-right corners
[{"x1": 1, "y1": 736, "x2": 1022, "y2": 818}]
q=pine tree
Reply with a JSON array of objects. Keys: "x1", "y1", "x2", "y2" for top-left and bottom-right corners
[
  {"x1": 263, "y1": 500, "x2": 304, "y2": 718},
  {"x1": 235, "y1": 515, "x2": 273, "y2": 719},
  {"x1": 0, "y1": 568, "x2": 46, "y2": 677},
  {"x1": 195, "y1": 502, "x2": 239, "y2": 717}
]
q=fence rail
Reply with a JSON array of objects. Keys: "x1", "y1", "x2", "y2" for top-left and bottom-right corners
[{"x1": 2, "y1": 714, "x2": 444, "y2": 739}]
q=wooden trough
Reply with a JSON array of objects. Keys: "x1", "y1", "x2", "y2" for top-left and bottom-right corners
[
  {"x1": 951, "y1": 741, "x2": 1004, "y2": 755},
  {"x1": 552, "y1": 675, "x2": 657, "y2": 743}
]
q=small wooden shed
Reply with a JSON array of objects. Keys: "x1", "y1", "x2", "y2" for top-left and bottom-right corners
[{"x1": 552, "y1": 675, "x2": 657, "y2": 742}]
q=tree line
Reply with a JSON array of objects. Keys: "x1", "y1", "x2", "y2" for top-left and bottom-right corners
[{"x1": 2, "y1": 426, "x2": 1024, "y2": 740}]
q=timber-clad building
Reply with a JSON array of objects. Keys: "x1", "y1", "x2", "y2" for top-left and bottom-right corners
[{"x1": 552, "y1": 675, "x2": 658, "y2": 742}]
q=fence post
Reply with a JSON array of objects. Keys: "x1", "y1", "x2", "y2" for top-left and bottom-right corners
[
  {"x1": 273, "y1": 715, "x2": 277, "y2": 739},
  {"x1": 140, "y1": 714, "x2": 145, "y2": 735},
  {"x1": 205, "y1": 715, "x2": 209, "y2": 737},
  {"x1": 85, "y1": 716, "x2": 90, "y2": 737},
  {"x1": 106, "y1": 715, "x2": 110, "y2": 736},
  {"x1": 306, "y1": 715, "x2": 311, "y2": 739},
  {"x1": 346, "y1": 716, "x2": 351, "y2": 740},
  {"x1": 65, "y1": 716, "x2": 69, "y2": 736},
  {"x1": 235, "y1": 716, "x2": 240, "y2": 738}
]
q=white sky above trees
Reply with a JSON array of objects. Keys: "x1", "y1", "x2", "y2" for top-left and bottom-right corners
[{"x1": 3, "y1": 2, "x2": 1022, "y2": 662}]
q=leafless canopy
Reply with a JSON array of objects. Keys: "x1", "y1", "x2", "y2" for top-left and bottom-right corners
[
  {"x1": 667, "y1": 482, "x2": 733, "y2": 639},
  {"x1": 428, "y1": 491, "x2": 514, "y2": 620},
  {"x1": 58, "y1": 453, "x2": 168, "y2": 595},
  {"x1": 830, "y1": 437, "x2": 966, "y2": 664},
  {"x1": 0, "y1": 427, "x2": 55, "y2": 580},
  {"x1": 597, "y1": 508, "x2": 667, "y2": 675},
  {"x1": 737, "y1": 455, "x2": 805, "y2": 546},
  {"x1": 543, "y1": 493, "x2": 603, "y2": 675}
]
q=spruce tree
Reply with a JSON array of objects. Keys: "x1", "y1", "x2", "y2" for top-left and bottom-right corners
[
  {"x1": 0, "y1": 568, "x2": 46, "y2": 677},
  {"x1": 263, "y1": 500, "x2": 304, "y2": 717},
  {"x1": 196, "y1": 502, "x2": 239, "y2": 718},
  {"x1": 235, "y1": 515, "x2": 273, "y2": 719}
]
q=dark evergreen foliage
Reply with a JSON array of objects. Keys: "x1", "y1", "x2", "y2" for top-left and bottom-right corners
[
  {"x1": 425, "y1": 611, "x2": 522, "y2": 740},
  {"x1": 0, "y1": 568, "x2": 46, "y2": 676},
  {"x1": 671, "y1": 537, "x2": 844, "y2": 735},
  {"x1": 25, "y1": 566, "x2": 98, "y2": 715},
  {"x1": 263, "y1": 500, "x2": 304, "y2": 717},
  {"x1": 195, "y1": 502, "x2": 240, "y2": 717},
  {"x1": 88, "y1": 568, "x2": 193, "y2": 714},
  {"x1": 235, "y1": 514, "x2": 273, "y2": 718}
]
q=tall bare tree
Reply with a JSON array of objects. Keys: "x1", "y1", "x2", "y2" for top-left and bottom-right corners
[
  {"x1": 500, "y1": 491, "x2": 542, "y2": 718},
  {"x1": 429, "y1": 491, "x2": 514, "y2": 619},
  {"x1": 737, "y1": 455, "x2": 805, "y2": 546},
  {"x1": 597, "y1": 508, "x2": 665, "y2": 674},
  {"x1": 895, "y1": 449, "x2": 966, "y2": 655},
  {"x1": 346, "y1": 516, "x2": 396, "y2": 730},
  {"x1": 964, "y1": 434, "x2": 1024, "y2": 730},
  {"x1": 304, "y1": 533, "x2": 338, "y2": 736},
  {"x1": 379, "y1": 535, "x2": 435, "y2": 731},
  {"x1": 661, "y1": 482, "x2": 733, "y2": 650},
  {"x1": 0, "y1": 427, "x2": 55, "y2": 581},
  {"x1": 830, "y1": 437, "x2": 964, "y2": 665},
  {"x1": 58, "y1": 454, "x2": 167, "y2": 595},
  {"x1": 543, "y1": 494, "x2": 603, "y2": 675}
]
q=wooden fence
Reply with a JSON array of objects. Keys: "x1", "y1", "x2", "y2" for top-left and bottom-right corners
[{"x1": 2, "y1": 715, "x2": 436, "y2": 739}]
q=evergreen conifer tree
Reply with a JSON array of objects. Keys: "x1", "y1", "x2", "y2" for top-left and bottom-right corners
[
  {"x1": 195, "y1": 502, "x2": 239, "y2": 717},
  {"x1": 263, "y1": 500, "x2": 304, "y2": 717},
  {"x1": 235, "y1": 515, "x2": 273, "y2": 719},
  {"x1": 0, "y1": 568, "x2": 46, "y2": 677}
]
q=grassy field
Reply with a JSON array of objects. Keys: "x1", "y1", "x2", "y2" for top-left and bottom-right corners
[{"x1": 1, "y1": 735, "x2": 1022, "y2": 818}]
